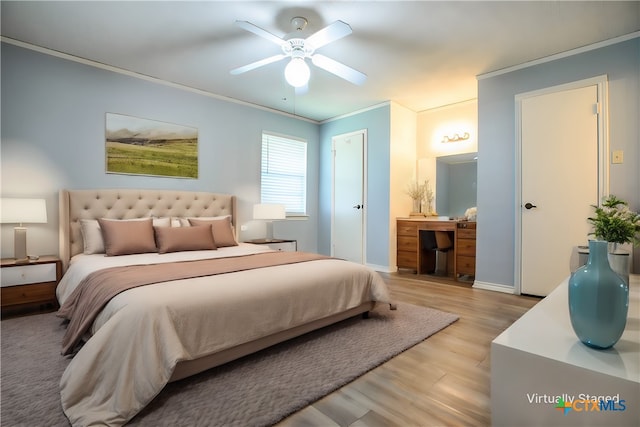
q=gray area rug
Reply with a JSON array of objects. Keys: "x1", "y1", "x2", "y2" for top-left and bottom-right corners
[{"x1": 1, "y1": 303, "x2": 458, "y2": 426}]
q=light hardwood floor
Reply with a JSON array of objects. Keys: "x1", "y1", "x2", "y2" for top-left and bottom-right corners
[{"x1": 276, "y1": 273, "x2": 540, "y2": 427}]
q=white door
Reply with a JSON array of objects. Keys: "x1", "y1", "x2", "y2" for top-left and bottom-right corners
[
  {"x1": 518, "y1": 80, "x2": 605, "y2": 296},
  {"x1": 332, "y1": 130, "x2": 366, "y2": 263}
]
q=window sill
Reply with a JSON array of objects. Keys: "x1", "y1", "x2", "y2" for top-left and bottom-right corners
[{"x1": 285, "y1": 215, "x2": 309, "y2": 220}]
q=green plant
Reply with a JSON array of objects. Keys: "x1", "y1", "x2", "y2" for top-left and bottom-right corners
[{"x1": 588, "y1": 195, "x2": 640, "y2": 246}]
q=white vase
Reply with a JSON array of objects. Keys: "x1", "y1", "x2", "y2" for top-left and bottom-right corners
[{"x1": 412, "y1": 199, "x2": 421, "y2": 213}]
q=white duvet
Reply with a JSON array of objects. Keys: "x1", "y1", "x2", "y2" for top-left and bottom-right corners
[{"x1": 57, "y1": 244, "x2": 391, "y2": 426}]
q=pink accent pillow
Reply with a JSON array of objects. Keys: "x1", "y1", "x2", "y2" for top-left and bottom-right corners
[
  {"x1": 188, "y1": 216, "x2": 238, "y2": 247},
  {"x1": 154, "y1": 225, "x2": 217, "y2": 254},
  {"x1": 97, "y1": 218, "x2": 157, "y2": 256}
]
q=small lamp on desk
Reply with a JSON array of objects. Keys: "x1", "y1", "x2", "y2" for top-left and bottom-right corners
[
  {"x1": 0, "y1": 198, "x2": 48, "y2": 263},
  {"x1": 253, "y1": 203, "x2": 286, "y2": 242}
]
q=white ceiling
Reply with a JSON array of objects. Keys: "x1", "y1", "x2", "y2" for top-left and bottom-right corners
[{"x1": 2, "y1": 1, "x2": 639, "y2": 122}]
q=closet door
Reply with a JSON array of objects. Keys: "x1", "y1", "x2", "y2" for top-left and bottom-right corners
[
  {"x1": 517, "y1": 79, "x2": 604, "y2": 296},
  {"x1": 332, "y1": 130, "x2": 366, "y2": 264}
]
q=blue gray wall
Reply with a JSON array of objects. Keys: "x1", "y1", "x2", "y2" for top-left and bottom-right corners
[
  {"x1": 477, "y1": 37, "x2": 640, "y2": 287},
  {"x1": 1, "y1": 42, "x2": 320, "y2": 256},
  {"x1": 1, "y1": 42, "x2": 394, "y2": 267},
  {"x1": 4, "y1": 38, "x2": 636, "y2": 279}
]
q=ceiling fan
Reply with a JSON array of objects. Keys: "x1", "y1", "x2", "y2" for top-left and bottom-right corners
[{"x1": 230, "y1": 17, "x2": 367, "y2": 89}]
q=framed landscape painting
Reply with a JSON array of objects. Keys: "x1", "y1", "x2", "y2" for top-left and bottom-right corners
[{"x1": 105, "y1": 113, "x2": 198, "y2": 178}]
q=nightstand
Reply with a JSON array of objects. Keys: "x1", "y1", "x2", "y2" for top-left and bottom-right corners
[
  {"x1": 1, "y1": 255, "x2": 62, "y2": 317},
  {"x1": 247, "y1": 239, "x2": 297, "y2": 252}
]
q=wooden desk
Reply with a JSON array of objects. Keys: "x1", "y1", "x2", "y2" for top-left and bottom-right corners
[{"x1": 396, "y1": 218, "x2": 476, "y2": 279}]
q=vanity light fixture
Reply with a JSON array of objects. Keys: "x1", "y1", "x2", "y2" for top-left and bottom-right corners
[{"x1": 442, "y1": 132, "x2": 470, "y2": 143}]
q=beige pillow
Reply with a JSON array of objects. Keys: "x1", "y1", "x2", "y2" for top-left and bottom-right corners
[
  {"x1": 154, "y1": 225, "x2": 216, "y2": 254},
  {"x1": 98, "y1": 218, "x2": 157, "y2": 256},
  {"x1": 80, "y1": 217, "x2": 170, "y2": 255},
  {"x1": 188, "y1": 216, "x2": 238, "y2": 247},
  {"x1": 176, "y1": 216, "x2": 228, "y2": 227}
]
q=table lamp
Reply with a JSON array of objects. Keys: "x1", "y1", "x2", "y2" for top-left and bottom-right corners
[
  {"x1": 1, "y1": 198, "x2": 48, "y2": 263},
  {"x1": 253, "y1": 203, "x2": 286, "y2": 242}
]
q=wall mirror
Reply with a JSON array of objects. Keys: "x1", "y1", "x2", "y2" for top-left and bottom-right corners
[{"x1": 435, "y1": 152, "x2": 477, "y2": 219}]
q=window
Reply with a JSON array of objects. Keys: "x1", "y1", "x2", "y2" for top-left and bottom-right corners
[{"x1": 261, "y1": 132, "x2": 307, "y2": 216}]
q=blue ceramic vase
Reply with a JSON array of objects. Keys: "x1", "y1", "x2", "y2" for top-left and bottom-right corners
[{"x1": 568, "y1": 239, "x2": 629, "y2": 349}]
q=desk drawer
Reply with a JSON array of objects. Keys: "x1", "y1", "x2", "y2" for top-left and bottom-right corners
[
  {"x1": 397, "y1": 236, "x2": 417, "y2": 252},
  {"x1": 457, "y1": 239, "x2": 476, "y2": 256},
  {"x1": 397, "y1": 222, "x2": 418, "y2": 236},
  {"x1": 457, "y1": 256, "x2": 476, "y2": 275},
  {"x1": 1, "y1": 263, "x2": 57, "y2": 287},
  {"x1": 1, "y1": 282, "x2": 57, "y2": 306},
  {"x1": 457, "y1": 228, "x2": 476, "y2": 240},
  {"x1": 397, "y1": 251, "x2": 417, "y2": 269}
]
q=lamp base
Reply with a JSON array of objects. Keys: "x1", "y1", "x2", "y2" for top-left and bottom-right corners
[
  {"x1": 265, "y1": 221, "x2": 276, "y2": 241},
  {"x1": 14, "y1": 226, "x2": 28, "y2": 263}
]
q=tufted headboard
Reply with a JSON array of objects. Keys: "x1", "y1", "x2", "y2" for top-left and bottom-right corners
[{"x1": 59, "y1": 189, "x2": 236, "y2": 272}]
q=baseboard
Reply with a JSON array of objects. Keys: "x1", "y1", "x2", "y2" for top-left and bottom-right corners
[
  {"x1": 367, "y1": 263, "x2": 393, "y2": 273},
  {"x1": 472, "y1": 281, "x2": 515, "y2": 294}
]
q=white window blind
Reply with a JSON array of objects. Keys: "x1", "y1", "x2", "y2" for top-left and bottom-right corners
[{"x1": 261, "y1": 132, "x2": 307, "y2": 215}]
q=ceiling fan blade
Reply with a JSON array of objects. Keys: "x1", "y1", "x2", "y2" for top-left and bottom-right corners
[
  {"x1": 230, "y1": 54, "x2": 287, "y2": 75},
  {"x1": 311, "y1": 54, "x2": 367, "y2": 85},
  {"x1": 305, "y1": 20, "x2": 352, "y2": 50},
  {"x1": 235, "y1": 20, "x2": 286, "y2": 46}
]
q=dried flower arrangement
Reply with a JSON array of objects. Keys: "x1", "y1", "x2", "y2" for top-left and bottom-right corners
[{"x1": 405, "y1": 179, "x2": 435, "y2": 215}]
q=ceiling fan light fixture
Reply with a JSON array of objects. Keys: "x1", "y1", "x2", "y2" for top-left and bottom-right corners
[
  {"x1": 233, "y1": 19, "x2": 365, "y2": 87},
  {"x1": 284, "y1": 57, "x2": 310, "y2": 87}
]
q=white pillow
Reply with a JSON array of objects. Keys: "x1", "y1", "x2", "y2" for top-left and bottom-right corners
[
  {"x1": 80, "y1": 219, "x2": 105, "y2": 254},
  {"x1": 152, "y1": 217, "x2": 171, "y2": 228},
  {"x1": 79, "y1": 217, "x2": 171, "y2": 254}
]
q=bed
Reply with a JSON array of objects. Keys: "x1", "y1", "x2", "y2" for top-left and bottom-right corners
[{"x1": 56, "y1": 189, "x2": 393, "y2": 426}]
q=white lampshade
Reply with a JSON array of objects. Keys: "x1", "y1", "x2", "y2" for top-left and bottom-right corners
[
  {"x1": 284, "y1": 58, "x2": 310, "y2": 88},
  {"x1": 253, "y1": 204, "x2": 286, "y2": 220},
  {"x1": 1, "y1": 198, "x2": 48, "y2": 224}
]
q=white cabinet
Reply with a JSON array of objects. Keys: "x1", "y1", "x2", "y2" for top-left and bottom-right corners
[
  {"x1": 247, "y1": 239, "x2": 297, "y2": 252},
  {"x1": 1, "y1": 262, "x2": 57, "y2": 287},
  {"x1": 263, "y1": 241, "x2": 297, "y2": 252},
  {"x1": 1, "y1": 256, "x2": 62, "y2": 316},
  {"x1": 491, "y1": 275, "x2": 639, "y2": 426}
]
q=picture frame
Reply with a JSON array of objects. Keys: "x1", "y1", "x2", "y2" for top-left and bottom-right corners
[{"x1": 105, "y1": 113, "x2": 198, "y2": 179}]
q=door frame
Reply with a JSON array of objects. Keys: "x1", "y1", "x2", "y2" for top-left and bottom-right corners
[
  {"x1": 331, "y1": 129, "x2": 368, "y2": 262},
  {"x1": 514, "y1": 75, "x2": 609, "y2": 295}
]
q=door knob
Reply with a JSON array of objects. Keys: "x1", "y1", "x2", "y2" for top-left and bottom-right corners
[
  {"x1": 353, "y1": 204, "x2": 362, "y2": 209},
  {"x1": 524, "y1": 202, "x2": 537, "y2": 210}
]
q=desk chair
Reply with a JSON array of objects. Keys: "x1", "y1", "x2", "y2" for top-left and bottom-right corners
[
  {"x1": 420, "y1": 230, "x2": 452, "y2": 276},
  {"x1": 433, "y1": 231, "x2": 452, "y2": 275}
]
